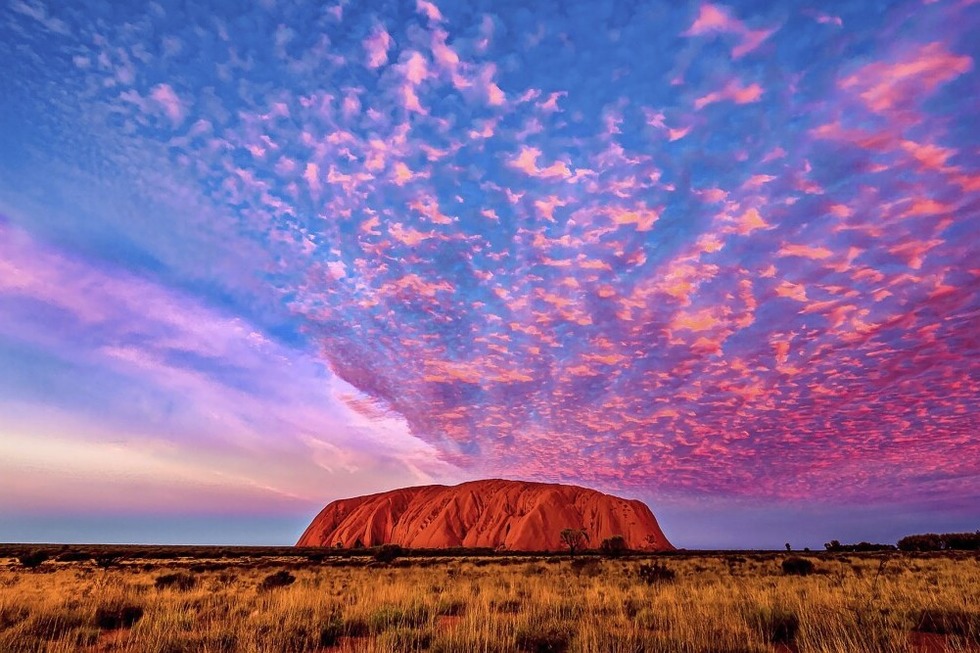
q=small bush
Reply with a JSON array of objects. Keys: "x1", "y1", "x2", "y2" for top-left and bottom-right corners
[
  {"x1": 378, "y1": 626, "x2": 434, "y2": 650},
  {"x1": 492, "y1": 598, "x2": 523, "y2": 614},
  {"x1": 436, "y1": 599, "x2": 467, "y2": 616},
  {"x1": 367, "y1": 604, "x2": 430, "y2": 633},
  {"x1": 781, "y1": 557, "x2": 815, "y2": 576},
  {"x1": 0, "y1": 606, "x2": 30, "y2": 631},
  {"x1": 914, "y1": 609, "x2": 980, "y2": 641},
  {"x1": 17, "y1": 550, "x2": 49, "y2": 569},
  {"x1": 344, "y1": 617, "x2": 371, "y2": 638},
  {"x1": 154, "y1": 572, "x2": 196, "y2": 591},
  {"x1": 93, "y1": 604, "x2": 144, "y2": 629},
  {"x1": 93, "y1": 554, "x2": 123, "y2": 569},
  {"x1": 600, "y1": 535, "x2": 628, "y2": 557},
  {"x1": 55, "y1": 551, "x2": 92, "y2": 563},
  {"x1": 373, "y1": 544, "x2": 404, "y2": 563},
  {"x1": 23, "y1": 609, "x2": 88, "y2": 641},
  {"x1": 636, "y1": 561, "x2": 676, "y2": 584},
  {"x1": 515, "y1": 621, "x2": 573, "y2": 653},
  {"x1": 570, "y1": 557, "x2": 602, "y2": 577},
  {"x1": 752, "y1": 606, "x2": 800, "y2": 645},
  {"x1": 258, "y1": 570, "x2": 296, "y2": 590},
  {"x1": 318, "y1": 616, "x2": 345, "y2": 647}
]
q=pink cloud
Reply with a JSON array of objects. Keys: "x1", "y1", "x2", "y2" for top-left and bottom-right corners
[
  {"x1": 150, "y1": 83, "x2": 185, "y2": 125},
  {"x1": 416, "y1": 0, "x2": 443, "y2": 22},
  {"x1": 694, "y1": 79, "x2": 763, "y2": 109},
  {"x1": 684, "y1": 3, "x2": 776, "y2": 59},
  {"x1": 841, "y1": 42, "x2": 972, "y2": 114},
  {"x1": 363, "y1": 25, "x2": 393, "y2": 68},
  {"x1": 507, "y1": 146, "x2": 572, "y2": 180}
]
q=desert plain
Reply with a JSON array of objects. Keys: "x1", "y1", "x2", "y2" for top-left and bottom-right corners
[{"x1": 1, "y1": 545, "x2": 978, "y2": 653}]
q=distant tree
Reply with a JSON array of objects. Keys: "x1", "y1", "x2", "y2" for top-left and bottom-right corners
[
  {"x1": 825, "y1": 540, "x2": 842, "y2": 551},
  {"x1": 941, "y1": 531, "x2": 980, "y2": 551},
  {"x1": 785, "y1": 543, "x2": 792, "y2": 552},
  {"x1": 600, "y1": 535, "x2": 628, "y2": 557},
  {"x1": 897, "y1": 533, "x2": 943, "y2": 552},
  {"x1": 560, "y1": 528, "x2": 589, "y2": 555}
]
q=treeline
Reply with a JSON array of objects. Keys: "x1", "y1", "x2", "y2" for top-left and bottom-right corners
[
  {"x1": 823, "y1": 531, "x2": 980, "y2": 552},
  {"x1": 896, "y1": 531, "x2": 980, "y2": 552},
  {"x1": 823, "y1": 540, "x2": 896, "y2": 552}
]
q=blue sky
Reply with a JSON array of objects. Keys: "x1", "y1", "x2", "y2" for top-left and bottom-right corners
[{"x1": 1, "y1": 0, "x2": 978, "y2": 548}]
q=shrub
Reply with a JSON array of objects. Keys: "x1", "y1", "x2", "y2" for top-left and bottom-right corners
[
  {"x1": 22, "y1": 609, "x2": 88, "y2": 640},
  {"x1": 318, "y1": 616, "x2": 345, "y2": 647},
  {"x1": 600, "y1": 535, "x2": 628, "y2": 557},
  {"x1": 93, "y1": 604, "x2": 144, "y2": 629},
  {"x1": 373, "y1": 544, "x2": 404, "y2": 563},
  {"x1": 0, "y1": 606, "x2": 30, "y2": 631},
  {"x1": 154, "y1": 572, "x2": 196, "y2": 591},
  {"x1": 636, "y1": 561, "x2": 676, "y2": 584},
  {"x1": 781, "y1": 557, "x2": 815, "y2": 576},
  {"x1": 492, "y1": 598, "x2": 523, "y2": 614},
  {"x1": 367, "y1": 604, "x2": 430, "y2": 633},
  {"x1": 436, "y1": 599, "x2": 467, "y2": 616},
  {"x1": 515, "y1": 621, "x2": 573, "y2": 653},
  {"x1": 752, "y1": 606, "x2": 800, "y2": 645},
  {"x1": 93, "y1": 554, "x2": 123, "y2": 569},
  {"x1": 55, "y1": 550, "x2": 92, "y2": 563},
  {"x1": 378, "y1": 626, "x2": 434, "y2": 650},
  {"x1": 17, "y1": 550, "x2": 49, "y2": 570},
  {"x1": 570, "y1": 557, "x2": 603, "y2": 577},
  {"x1": 914, "y1": 609, "x2": 980, "y2": 641},
  {"x1": 258, "y1": 570, "x2": 296, "y2": 590}
]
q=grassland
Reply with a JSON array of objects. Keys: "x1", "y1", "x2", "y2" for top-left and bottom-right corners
[{"x1": 0, "y1": 547, "x2": 977, "y2": 653}]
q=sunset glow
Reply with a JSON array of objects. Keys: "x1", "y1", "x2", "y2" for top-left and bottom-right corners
[{"x1": 1, "y1": 0, "x2": 977, "y2": 547}]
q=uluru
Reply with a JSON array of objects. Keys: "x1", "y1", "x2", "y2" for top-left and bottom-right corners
[{"x1": 297, "y1": 479, "x2": 674, "y2": 551}]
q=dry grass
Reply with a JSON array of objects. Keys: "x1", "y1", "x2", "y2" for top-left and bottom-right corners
[{"x1": 0, "y1": 552, "x2": 977, "y2": 652}]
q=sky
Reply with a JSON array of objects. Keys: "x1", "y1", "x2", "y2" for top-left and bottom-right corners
[{"x1": 0, "y1": 0, "x2": 978, "y2": 550}]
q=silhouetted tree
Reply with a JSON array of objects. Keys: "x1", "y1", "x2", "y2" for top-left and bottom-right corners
[
  {"x1": 785, "y1": 543, "x2": 792, "y2": 552},
  {"x1": 600, "y1": 535, "x2": 628, "y2": 557},
  {"x1": 560, "y1": 528, "x2": 588, "y2": 555}
]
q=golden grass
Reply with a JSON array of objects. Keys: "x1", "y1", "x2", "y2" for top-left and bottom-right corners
[{"x1": 0, "y1": 552, "x2": 977, "y2": 652}]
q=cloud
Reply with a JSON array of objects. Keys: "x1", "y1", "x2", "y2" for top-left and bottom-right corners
[{"x1": 1, "y1": 0, "x2": 978, "y2": 517}]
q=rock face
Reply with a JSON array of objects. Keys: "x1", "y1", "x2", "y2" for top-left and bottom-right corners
[{"x1": 297, "y1": 479, "x2": 674, "y2": 551}]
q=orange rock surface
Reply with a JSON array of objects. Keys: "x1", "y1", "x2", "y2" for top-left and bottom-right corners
[{"x1": 296, "y1": 479, "x2": 674, "y2": 551}]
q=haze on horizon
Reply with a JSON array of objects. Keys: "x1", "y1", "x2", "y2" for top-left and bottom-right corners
[{"x1": 1, "y1": 0, "x2": 978, "y2": 550}]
